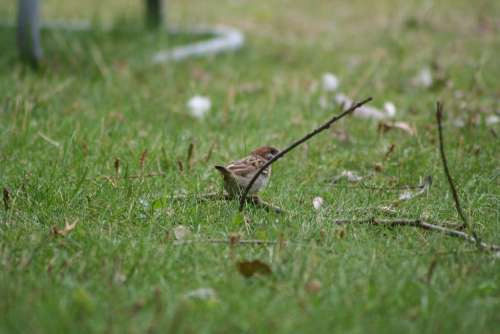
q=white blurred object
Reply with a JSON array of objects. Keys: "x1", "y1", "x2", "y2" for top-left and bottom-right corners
[
  {"x1": 413, "y1": 67, "x2": 433, "y2": 88},
  {"x1": 312, "y1": 197, "x2": 324, "y2": 210},
  {"x1": 153, "y1": 26, "x2": 245, "y2": 63},
  {"x1": 187, "y1": 95, "x2": 211, "y2": 119},
  {"x1": 383, "y1": 102, "x2": 397, "y2": 118},
  {"x1": 335, "y1": 93, "x2": 393, "y2": 120},
  {"x1": 398, "y1": 176, "x2": 432, "y2": 201},
  {"x1": 333, "y1": 170, "x2": 363, "y2": 183},
  {"x1": 399, "y1": 191, "x2": 413, "y2": 201},
  {"x1": 341, "y1": 170, "x2": 363, "y2": 182},
  {"x1": 354, "y1": 105, "x2": 387, "y2": 120},
  {"x1": 184, "y1": 288, "x2": 217, "y2": 300},
  {"x1": 173, "y1": 225, "x2": 191, "y2": 240},
  {"x1": 334, "y1": 93, "x2": 352, "y2": 109},
  {"x1": 486, "y1": 115, "x2": 499, "y2": 126},
  {"x1": 321, "y1": 73, "x2": 340, "y2": 92},
  {"x1": 452, "y1": 118, "x2": 465, "y2": 128}
]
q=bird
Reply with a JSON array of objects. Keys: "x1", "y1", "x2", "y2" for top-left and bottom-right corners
[{"x1": 215, "y1": 146, "x2": 280, "y2": 198}]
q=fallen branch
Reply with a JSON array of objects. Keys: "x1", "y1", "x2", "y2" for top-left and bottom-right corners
[
  {"x1": 332, "y1": 184, "x2": 423, "y2": 191},
  {"x1": 174, "y1": 238, "x2": 279, "y2": 246},
  {"x1": 436, "y1": 102, "x2": 481, "y2": 248},
  {"x1": 239, "y1": 97, "x2": 373, "y2": 211},
  {"x1": 333, "y1": 218, "x2": 500, "y2": 251}
]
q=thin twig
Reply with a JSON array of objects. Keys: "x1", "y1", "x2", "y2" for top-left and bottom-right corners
[
  {"x1": 436, "y1": 102, "x2": 481, "y2": 247},
  {"x1": 239, "y1": 97, "x2": 373, "y2": 211},
  {"x1": 96, "y1": 172, "x2": 166, "y2": 181},
  {"x1": 333, "y1": 184, "x2": 422, "y2": 191},
  {"x1": 333, "y1": 218, "x2": 500, "y2": 252},
  {"x1": 124, "y1": 172, "x2": 166, "y2": 179},
  {"x1": 174, "y1": 238, "x2": 279, "y2": 245}
]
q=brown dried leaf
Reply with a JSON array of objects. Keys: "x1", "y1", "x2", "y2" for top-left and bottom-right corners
[
  {"x1": 177, "y1": 160, "x2": 184, "y2": 173},
  {"x1": 373, "y1": 163, "x2": 384, "y2": 173},
  {"x1": 378, "y1": 121, "x2": 416, "y2": 136},
  {"x1": 53, "y1": 220, "x2": 78, "y2": 237},
  {"x1": 237, "y1": 260, "x2": 272, "y2": 278}
]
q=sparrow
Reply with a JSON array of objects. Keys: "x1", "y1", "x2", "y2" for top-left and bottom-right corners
[{"x1": 215, "y1": 146, "x2": 280, "y2": 198}]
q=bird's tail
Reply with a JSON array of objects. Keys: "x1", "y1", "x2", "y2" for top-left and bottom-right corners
[{"x1": 214, "y1": 165, "x2": 231, "y2": 176}]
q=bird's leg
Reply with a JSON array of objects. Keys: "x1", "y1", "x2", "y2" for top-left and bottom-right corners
[{"x1": 247, "y1": 195, "x2": 284, "y2": 214}]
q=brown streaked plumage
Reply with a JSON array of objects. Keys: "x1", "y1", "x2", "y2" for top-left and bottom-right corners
[{"x1": 215, "y1": 146, "x2": 279, "y2": 197}]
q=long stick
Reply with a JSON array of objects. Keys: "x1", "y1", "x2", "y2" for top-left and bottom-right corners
[
  {"x1": 435, "y1": 102, "x2": 481, "y2": 248},
  {"x1": 333, "y1": 218, "x2": 500, "y2": 251},
  {"x1": 239, "y1": 97, "x2": 373, "y2": 211}
]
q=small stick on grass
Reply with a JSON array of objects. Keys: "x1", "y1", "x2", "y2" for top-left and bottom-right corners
[
  {"x1": 239, "y1": 97, "x2": 373, "y2": 211},
  {"x1": 175, "y1": 238, "x2": 279, "y2": 246},
  {"x1": 333, "y1": 218, "x2": 500, "y2": 252},
  {"x1": 436, "y1": 102, "x2": 481, "y2": 248}
]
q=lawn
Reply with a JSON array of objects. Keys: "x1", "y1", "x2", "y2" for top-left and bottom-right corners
[{"x1": 1, "y1": 0, "x2": 499, "y2": 333}]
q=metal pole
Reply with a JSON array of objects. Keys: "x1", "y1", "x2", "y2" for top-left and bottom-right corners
[
  {"x1": 145, "y1": 0, "x2": 163, "y2": 29},
  {"x1": 17, "y1": 0, "x2": 43, "y2": 66}
]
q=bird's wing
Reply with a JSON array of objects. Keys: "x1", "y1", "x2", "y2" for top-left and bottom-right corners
[{"x1": 226, "y1": 155, "x2": 269, "y2": 178}]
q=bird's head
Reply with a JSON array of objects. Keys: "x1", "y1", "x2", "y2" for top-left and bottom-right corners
[{"x1": 252, "y1": 146, "x2": 280, "y2": 160}]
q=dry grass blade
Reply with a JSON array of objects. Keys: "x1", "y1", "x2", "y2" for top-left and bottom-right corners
[
  {"x1": 114, "y1": 158, "x2": 120, "y2": 175},
  {"x1": 52, "y1": 220, "x2": 79, "y2": 237},
  {"x1": 3, "y1": 187, "x2": 10, "y2": 211},
  {"x1": 187, "y1": 142, "x2": 195, "y2": 169},
  {"x1": 139, "y1": 149, "x2": 148, "y2": 169}
]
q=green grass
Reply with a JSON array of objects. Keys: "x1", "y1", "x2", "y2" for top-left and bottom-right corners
[{"x1": 1, "y1": 0, "x2": 500, "y2": 333}]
